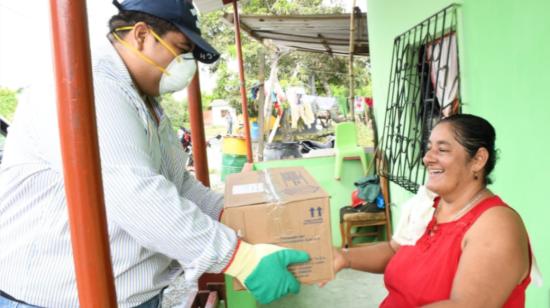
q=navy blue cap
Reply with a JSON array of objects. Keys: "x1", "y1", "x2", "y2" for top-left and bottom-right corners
[{"x1": 113, "y1": 0, "x2": 220, "y2": 64}]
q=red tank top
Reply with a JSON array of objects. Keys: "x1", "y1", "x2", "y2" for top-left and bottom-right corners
[{"x1": 381, "y1": 195, "x2": 531, "y2": 308}]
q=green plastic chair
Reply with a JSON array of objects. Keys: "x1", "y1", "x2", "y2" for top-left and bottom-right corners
[{"x1": 334, "y1": 122, "x2": 368, "y2": 180}]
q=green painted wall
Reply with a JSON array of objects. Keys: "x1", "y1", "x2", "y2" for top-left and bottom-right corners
[{"x1": 366, "y1": 0, "x2": 550, "y2": 307}]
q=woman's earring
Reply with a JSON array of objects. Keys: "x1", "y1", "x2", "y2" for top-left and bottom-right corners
[{"x1": 473, "y1": 171, "x2": 479, "y2": 180}]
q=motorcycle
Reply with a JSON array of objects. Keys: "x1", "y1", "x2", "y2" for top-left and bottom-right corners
[{"x1": 177, "y1": 127, "x2": 221, "y2": 170}]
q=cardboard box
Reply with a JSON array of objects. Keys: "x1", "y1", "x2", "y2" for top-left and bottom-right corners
[{"x1": 223, "y1": 166, "x2": 334, "y2": 289}]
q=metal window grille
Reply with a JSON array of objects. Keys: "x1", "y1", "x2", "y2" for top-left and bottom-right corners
[{"x1": 378, "y1": 4, "x2": 461, "y2": 193}]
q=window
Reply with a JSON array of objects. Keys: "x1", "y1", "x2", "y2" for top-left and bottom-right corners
[{"x1": 378, "y1": 4, "x2": 461, "y2": 193}]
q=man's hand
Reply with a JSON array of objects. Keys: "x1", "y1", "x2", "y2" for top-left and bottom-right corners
[{"x1": 224, "y1": 240, "x2": 310, "y2": 304}]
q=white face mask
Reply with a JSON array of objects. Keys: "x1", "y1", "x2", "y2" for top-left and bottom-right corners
[
  {"x1": 159, "y1": 53, "x2": 197, "y2": 95},
  {"x1": 112, "y1": 26, "x2": 198, "y2": 95}
]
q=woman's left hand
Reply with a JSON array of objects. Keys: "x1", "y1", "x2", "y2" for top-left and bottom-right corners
[{"x1": 318, "y1": 247, "x2": 349, "y2": 287}]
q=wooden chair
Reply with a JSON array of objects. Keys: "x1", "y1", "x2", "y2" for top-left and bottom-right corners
[{"x1": 339, "y1": 151, "x2": 392, "y2": 248}]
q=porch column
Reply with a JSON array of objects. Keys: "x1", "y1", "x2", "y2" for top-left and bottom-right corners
[
  {"x1": 232, "y1": 0, "x2": 253, "y2": 163},
  {"x1": 49, "y1": 0, "x2": 117, "y2": 306},
  {"x1": 187, "y1": 69, "x2": 211, "y2": 187}
]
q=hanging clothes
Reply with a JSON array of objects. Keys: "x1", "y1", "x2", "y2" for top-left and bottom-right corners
[
  {"x1": 354, "y1": 96, "x2": 365, "y2": 114},
  {"x1": 287, "y1": 87, "x2": 314, "y2": 129}
]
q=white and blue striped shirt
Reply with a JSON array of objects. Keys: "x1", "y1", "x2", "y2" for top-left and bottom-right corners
[{"x1": 0, "y1": 40, "x2": 237, "y2": 307}]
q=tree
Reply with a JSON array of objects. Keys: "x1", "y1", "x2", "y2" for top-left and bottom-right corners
[
  {"x1": 160, "y1": 93, "x2": 188, "y2": 131},
  {"x1": 199, "y1": 0, "x2": 372, "y2": 107},
  {"x1": 0, "y1": 87, "x2": 19, "y2": 122}
]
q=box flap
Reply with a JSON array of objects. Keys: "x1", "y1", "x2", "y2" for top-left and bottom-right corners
[{"x1": 224, "y1": 166, "x2": 329, "y2": 208}]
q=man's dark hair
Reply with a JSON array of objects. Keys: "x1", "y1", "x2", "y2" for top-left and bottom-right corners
[{"x1": 108, "y1": 10, "x2": 179, "y2": 39}]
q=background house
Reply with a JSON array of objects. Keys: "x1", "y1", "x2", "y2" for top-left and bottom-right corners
[{"x1": 209, "y1": 99, "x2": 236, "y2": 126}]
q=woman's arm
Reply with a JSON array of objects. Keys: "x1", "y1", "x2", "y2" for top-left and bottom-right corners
[
  {"x1": 422, "y1": 206, "x2": 530, "y2": 308},
  {"x1": 332, "y1": 240, "x2": 400, "y2": 274}
]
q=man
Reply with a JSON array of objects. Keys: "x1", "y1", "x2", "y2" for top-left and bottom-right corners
[
  {"x1": 225, "y1": 110, "x2": 233, "y2": 135},
  {"x1": 0, "y1": 0, "x2": 308, "y2": 307}
]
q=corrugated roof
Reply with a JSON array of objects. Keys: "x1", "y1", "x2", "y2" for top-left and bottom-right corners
[{"x1": 223, "y1": 11, "x2": 369, "y2": 57}]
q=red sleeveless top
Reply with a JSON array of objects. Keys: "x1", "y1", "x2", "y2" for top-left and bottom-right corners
[{"x1": 381, "y1": 196, "x2": 531, "y2": 307}]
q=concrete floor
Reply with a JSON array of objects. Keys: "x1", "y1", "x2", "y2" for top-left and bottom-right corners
[
  {"x1": 259, "y1": 270, "x2": 387, "y2": 308},
  {"x1": 161, "y1": 269, "x2": 387, "y2": 308}
]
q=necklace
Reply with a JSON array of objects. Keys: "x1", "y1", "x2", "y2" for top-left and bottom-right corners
[{"x1": 440, "y1": 188, "x2": 488, "y2": 222}]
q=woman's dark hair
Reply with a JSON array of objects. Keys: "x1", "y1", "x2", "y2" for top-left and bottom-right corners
[
  {"x1": 437, "y1": 114, "x2": 497, "y2": 185},
  {"x1": 108, "y1": 11, "x2": 179, "y2": 39}
]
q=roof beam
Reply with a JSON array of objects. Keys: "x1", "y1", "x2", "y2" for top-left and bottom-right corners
[
  {"x1": 223, "y1": 12, "x2": 369, "y2": 57},
  {"x1": 317, "y1": 33, "x2": 333, "y2": 57}
]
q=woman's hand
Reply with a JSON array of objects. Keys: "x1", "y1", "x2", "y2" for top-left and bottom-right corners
[
  {"x1": 318, "y1": 247, "x2": 350, "y2": 287},
  {"x1": 333, "y1": 247, "x2": 350, "y2": 273}
]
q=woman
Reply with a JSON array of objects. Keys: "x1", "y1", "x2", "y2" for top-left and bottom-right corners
[{"x1": 332, "y1": 114, "x2": 531, "y2": 307}]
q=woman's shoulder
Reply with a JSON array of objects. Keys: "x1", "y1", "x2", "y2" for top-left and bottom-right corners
[
  {"x1": 463, "y1": 195, "x2": 531, "y2": 285},
  {"x1": 466, "y1": 195, "x2": 528, "y2": 245}
]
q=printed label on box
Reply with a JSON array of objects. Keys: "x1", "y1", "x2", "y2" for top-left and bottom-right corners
[{"x1": 232, "y1": 183, "x2": 264, "y2": 195}]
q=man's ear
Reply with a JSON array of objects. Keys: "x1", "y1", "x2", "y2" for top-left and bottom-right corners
[
  {"x1": 131, "y1": 22, "x2": 149, "y2": 51},
  {"x1": 473, "y1": 147, "x2": 489, "y2": 173}
]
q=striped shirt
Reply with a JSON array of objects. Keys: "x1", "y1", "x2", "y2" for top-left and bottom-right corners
[{"x1": 0, "y1": 40, "x2": 237, "y2": 307}]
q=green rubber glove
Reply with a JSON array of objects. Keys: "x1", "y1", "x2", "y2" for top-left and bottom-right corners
[{"x1": 224, "y1": 240, "x2": 310, "y2": 304}]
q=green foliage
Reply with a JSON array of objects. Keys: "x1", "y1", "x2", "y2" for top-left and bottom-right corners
[
  {"x1": 160, "y1": 93, "x2": 188, "y2": 131},
  {"x1": 244, "y1": 0, "x2": 341, "y2": 15},
  {"x1": 330, "y1": 61, "x2": 373, "y2": 99},
  {"x1": 198, "y1": 0, "x2": 371, "y2": 117},
  {"x1": 355, "y1": 84, "x2": 373, "y2": 98},
  {"x1": 211, "y1": 60, "x2": 241, "y2": 110},
  {"x1": 0, "y1": 87, "x2": 19, "y2": 122},
  {"x1": 201, "y1": 92, "x2": 216, "y2": 109},
  {"x1": 330, "y1": 84, "x2": 348, "y2": 98}
]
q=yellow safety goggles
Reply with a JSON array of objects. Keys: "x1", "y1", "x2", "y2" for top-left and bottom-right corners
[{"x1": 112, "y1": 26, "x2": 193, "y2": 75}]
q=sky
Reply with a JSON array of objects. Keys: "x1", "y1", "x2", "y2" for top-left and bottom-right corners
[
  {"x1": 0, "y1": 1, "x2": 117, "y2": 90},
  {"x1": 0, "y1": 0, "x2": 365, "y2": 94}
]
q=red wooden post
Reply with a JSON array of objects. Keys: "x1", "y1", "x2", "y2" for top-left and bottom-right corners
[{"x1": 49, "y1": 0, "x2": 117, "y2": 306}]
